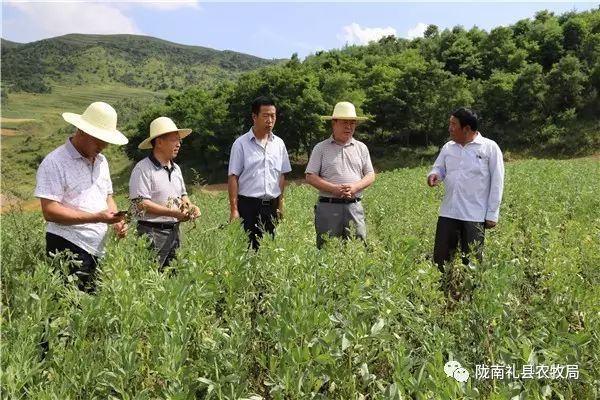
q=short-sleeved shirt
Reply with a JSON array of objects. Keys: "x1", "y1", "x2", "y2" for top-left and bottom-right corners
[
  {"x1": 34, "y1": 138, "x2": 113, "y2": 257},
  {"x1": 228, "y1": 128, "x2": 292, "y2": 199},
  {"x1": 129, "y1": 153, "x2": 187, "y2": 223},
  {"x1": 305, "y1": 136, "x2": 374, "y2": 198}
]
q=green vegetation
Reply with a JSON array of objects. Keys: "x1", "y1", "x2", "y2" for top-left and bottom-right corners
[
  {"x1": 124, "y1": 8, "x2": 600, "y2": 181},
  {"x1": 1, "y1": 34, "x2": 280, "y2": 93},
  {"x1": 2, "y1": 158, "x2": 599, "y2": 398}
]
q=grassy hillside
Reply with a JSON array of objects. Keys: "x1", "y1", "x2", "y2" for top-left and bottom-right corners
[
  {"x1": 1, "y1": 34, "x2": 281, "y2": 92},
  {"x1": 0, "y1": 84, "x2": 166, "y2": 199},
  {"x1": 2, "y1": 159, "x2": 599, "y2": 398},
  {"x1": 0, "y1": 33, "x2": 282, "y2": 201}
]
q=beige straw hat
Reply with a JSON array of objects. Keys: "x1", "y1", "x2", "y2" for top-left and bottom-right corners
[
  {"x1": 138, "y1": 117, "x2": 192, "y2": 150},
  {"x1": 321, "y1": 101, "x2": 368, "y2": 121},
  {"x1": 62, "y1": 102, "x2": 128, "y2": 145}
]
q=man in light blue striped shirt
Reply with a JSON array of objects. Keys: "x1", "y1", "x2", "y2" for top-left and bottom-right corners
[{"x1": 228, "y1": 96, "x2": 292, "y2": 249}]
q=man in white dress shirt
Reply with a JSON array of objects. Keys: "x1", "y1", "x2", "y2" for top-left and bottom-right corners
[
  {"x1": 427, "y1": 107, "x2": 504, "y2": 272},
  {"x1": 228, "y1": 96, "x2": 292, "y2": 249},
  {"x1": 35, "y1": 102, "x2": 128, "y2": 292}
]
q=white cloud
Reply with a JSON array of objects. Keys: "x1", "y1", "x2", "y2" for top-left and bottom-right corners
[
  {"x1": 3, "y1": 2, "x2": 141, "y2": 42},
  {"x1": 339, "y1": 23, "x2": 397, "y2": 46},
  {"x1": 406, "y1": 22, "x2": 428, "y2": 39},
  {"x1": 124, "y1": 0, "x2": 201, "y2": 11}
]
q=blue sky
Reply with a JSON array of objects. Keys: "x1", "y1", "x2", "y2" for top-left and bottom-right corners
[{"x1": 2, "y1": 1, "x2": 599, "y2": 60}]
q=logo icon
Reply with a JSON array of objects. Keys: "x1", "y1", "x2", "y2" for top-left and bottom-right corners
[{"x1": 444, "y1": 360, "x2": 470, "y2": 382}]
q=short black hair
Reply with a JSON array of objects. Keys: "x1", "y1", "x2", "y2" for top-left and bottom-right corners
[
  {"x1": 451, "y1": 107, "x2": 478, "y2": 131},
  {"x1": 252, "y1": 96, "x2": 276, "y2": 115}
]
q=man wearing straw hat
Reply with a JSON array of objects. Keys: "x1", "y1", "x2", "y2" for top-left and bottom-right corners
[
  {"x1": 305, "y1": 101, "x2": 375, "y2": 249},
  {"x1": 35, "y1": 101, "x2": 128, "y2": 292},
  {"x1": 228, "y1": 96, "x2": 292, "y2": 250},
  {"x1": 129, "y1": 116, "x2": 200, "y2": 269}
]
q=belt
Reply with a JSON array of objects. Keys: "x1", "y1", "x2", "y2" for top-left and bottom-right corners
[
  {"x1": 319, "y1": 196, "x2": 361, "y2": 204},
  {"x1": 137, "y1": 220, "x2": 179, "y2": 230},
  {"x1": 238, "y1": 195, "x2": 278, "y2": 206}
]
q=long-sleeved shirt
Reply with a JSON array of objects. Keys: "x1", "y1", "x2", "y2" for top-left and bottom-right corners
[{"x1": 428, "y1": 132, "x2": 504, "y2": 222}]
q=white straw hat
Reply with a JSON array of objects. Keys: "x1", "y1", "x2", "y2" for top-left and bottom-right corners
[
  {"x1": 62, "y1": 102, "x2": 128, "y2": 145},
  {"x1": 138, "y1": 117, "x2": 192, "y2": 150},
  {"x1": 321, "y1": 101, "x2": 368, "y2": 121}
]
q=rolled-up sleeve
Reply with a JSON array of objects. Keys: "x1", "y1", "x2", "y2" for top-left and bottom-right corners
[
  {"x1": 228, "y1": 139, "x2": 244, "y2": 176},
  {"x1": 34, "y1": 158, "x2": 64, "y2": 202},
  {"x1": 129, "y1": 165, "x2": 152, "y2": 200},
  {"x1": 428, "y1": 144, "x2": 448, "y2": 180},
  {"x1": 486, "y1": 143, "x2": 505, "y2": 222},
  {"x1": 305, "y1": 143, "x2": 323, "y2": 175}
]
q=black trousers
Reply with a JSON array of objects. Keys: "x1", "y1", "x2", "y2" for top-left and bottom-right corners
[
  {"x1": 433, "y1": 217, "x2": 485, "y2": 272},
  {"x1": 237, "y1": 195, "x2": 279, "y2": 250},
  {"x1": 46, "y1": 232, "x2": 99, "y2": 293}
]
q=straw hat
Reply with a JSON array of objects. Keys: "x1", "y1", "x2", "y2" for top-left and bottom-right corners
[
  {"x1": 321, "y1": 101, "x2": 368, "y2": 121},
  {"x1": 138, "y1": 117, "x2": 192, "y2": 149},
  {"x1": 62, "y1": 102, "x2": 128, "y2": 145}
]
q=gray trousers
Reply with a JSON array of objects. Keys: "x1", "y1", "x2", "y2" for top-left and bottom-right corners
[
  {"x1": 137, "y1": 223, "x2": 180, "y2": 269},
  {"x1": 314, "y1": 201, "x2": 367, "y2": 249},
  {"x1": 433, "y1": 216, "x2": 485, "y2": 272}
]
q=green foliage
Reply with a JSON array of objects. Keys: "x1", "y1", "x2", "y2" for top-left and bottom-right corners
[
  {"x1": 2, "y1": 159, "x2": 599, "y2": 398},
  {"x1": 0, "y1": 34, "x2": 280, "y2": 94}
]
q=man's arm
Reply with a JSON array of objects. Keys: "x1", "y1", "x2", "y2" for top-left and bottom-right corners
[
  {"x1": 305, "y1": 173, "x2": 347, "y2": 198},
  {"x1": 40, "y1": 198, "x2": 123, "y2": 225},
  {"x1": 139, "y1": 199, "x2": 190, "y2": 221},
  {"x1": 228, "y1": 175, "x2": 240, "y2": 221},
  {"x1": 485, "y1": 143, "x2": 505, "y2": 228},
  {"x1": 427, "y1": 145, "x2": 447, "y2": 187},
  {"x1": 345, "y1": 172, "x2": 375, "y2": 197}
]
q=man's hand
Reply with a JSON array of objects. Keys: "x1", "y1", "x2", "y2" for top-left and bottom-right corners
[
  {"x1": 485, "y1": 220, "x2": 497, "y2": 229},
  {"x1": 188, "y1": 205, "x2": 201, "y2": 220},
  {"x1": 427, "y1": 174, "x2": 441, "y2": 187},
  {"x1": 332, "y1": 184, "x2": 348, "y2": 198},
  {"x1": 113, "y1": 221, "x2": 128, "y2": 238},
  {"x1": 229, "y1": 208, "x2": 240, "y2": 222},
  {"x1": 341, "y1": 183, "x2": 359, "y2": 198},
  {"x1": 175, "y1": 210, "x2": 191, "y2": 222},
  {"x1": 96, "y1": 210, "x2": 126, "y2": 224}
]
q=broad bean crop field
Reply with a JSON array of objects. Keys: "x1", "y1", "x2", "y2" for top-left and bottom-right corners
[{"x1": 1, "y1": 159, "x2": 599, "y2": 399}]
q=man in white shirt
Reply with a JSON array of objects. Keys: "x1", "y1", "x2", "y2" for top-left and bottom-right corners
[
  {"x1": 427, "y1": 107, "x2": 504, "y2": 272},
  {"x1": 35, "y1": 102, "x2": 128, "y2": 292},
  {"x1": 129, "y1": 116, "x2": 200, "y2": 269},
  {"x1": 228, "y1": 96, "x2": 291, "y2": 249}
]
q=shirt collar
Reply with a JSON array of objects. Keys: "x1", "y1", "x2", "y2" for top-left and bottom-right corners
[
  {"x1": 149, "y1": 152, "x2": 176, "y2": 171},
  {"x1": 450, "y1": 132, "x2": 484, "y2": 147},
  {"x1": 329, "y1": 136, "x2": 355, "y2": 146},
  {"x1": 65, "y1": 137, "x2": 84, "y2": 159},
  {"x1": 65, "y1": 137, "x2": 105, "y2": 163},
  {"x1": 248, "y1": 128, "x2": 274, "y2": 143}
]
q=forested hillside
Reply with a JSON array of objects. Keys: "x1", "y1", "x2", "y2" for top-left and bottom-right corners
[{"x1": 124, "y1": 8, "x2": 599, "y2": 181}]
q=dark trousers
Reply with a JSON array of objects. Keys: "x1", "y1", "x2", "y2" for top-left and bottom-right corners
[
  {"x1": 433, "y1": 217, "x2": 485, "y2": 272},
  {"x1": 136, "y1": 222, "x2": 180, "y2": 270},
  {"x1": 46, "y1": 232, "x2": 99, "y2": 293},
  {"x1": 238, "y1": 195, "x2": 279, "y2": 250}
]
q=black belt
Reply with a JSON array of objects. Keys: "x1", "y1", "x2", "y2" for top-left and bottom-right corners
[
  {"x1": 137, "y1": 220, "x2": 179, "y2": 230},
  {"x1": 319, "y1": 196, "x2": 361, "y2": 204},
  {"x1": 238, "y1": 195, "x2": 278, "y2": 206}
]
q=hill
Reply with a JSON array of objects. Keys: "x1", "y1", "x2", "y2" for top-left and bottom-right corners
[{"x1": 0, "y1": 33, "x2": 281, "y2": 93}]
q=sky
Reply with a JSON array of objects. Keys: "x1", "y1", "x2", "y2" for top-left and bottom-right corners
[{"x1": 2, "y1": 1, "x2": 599, "y2": 60}]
